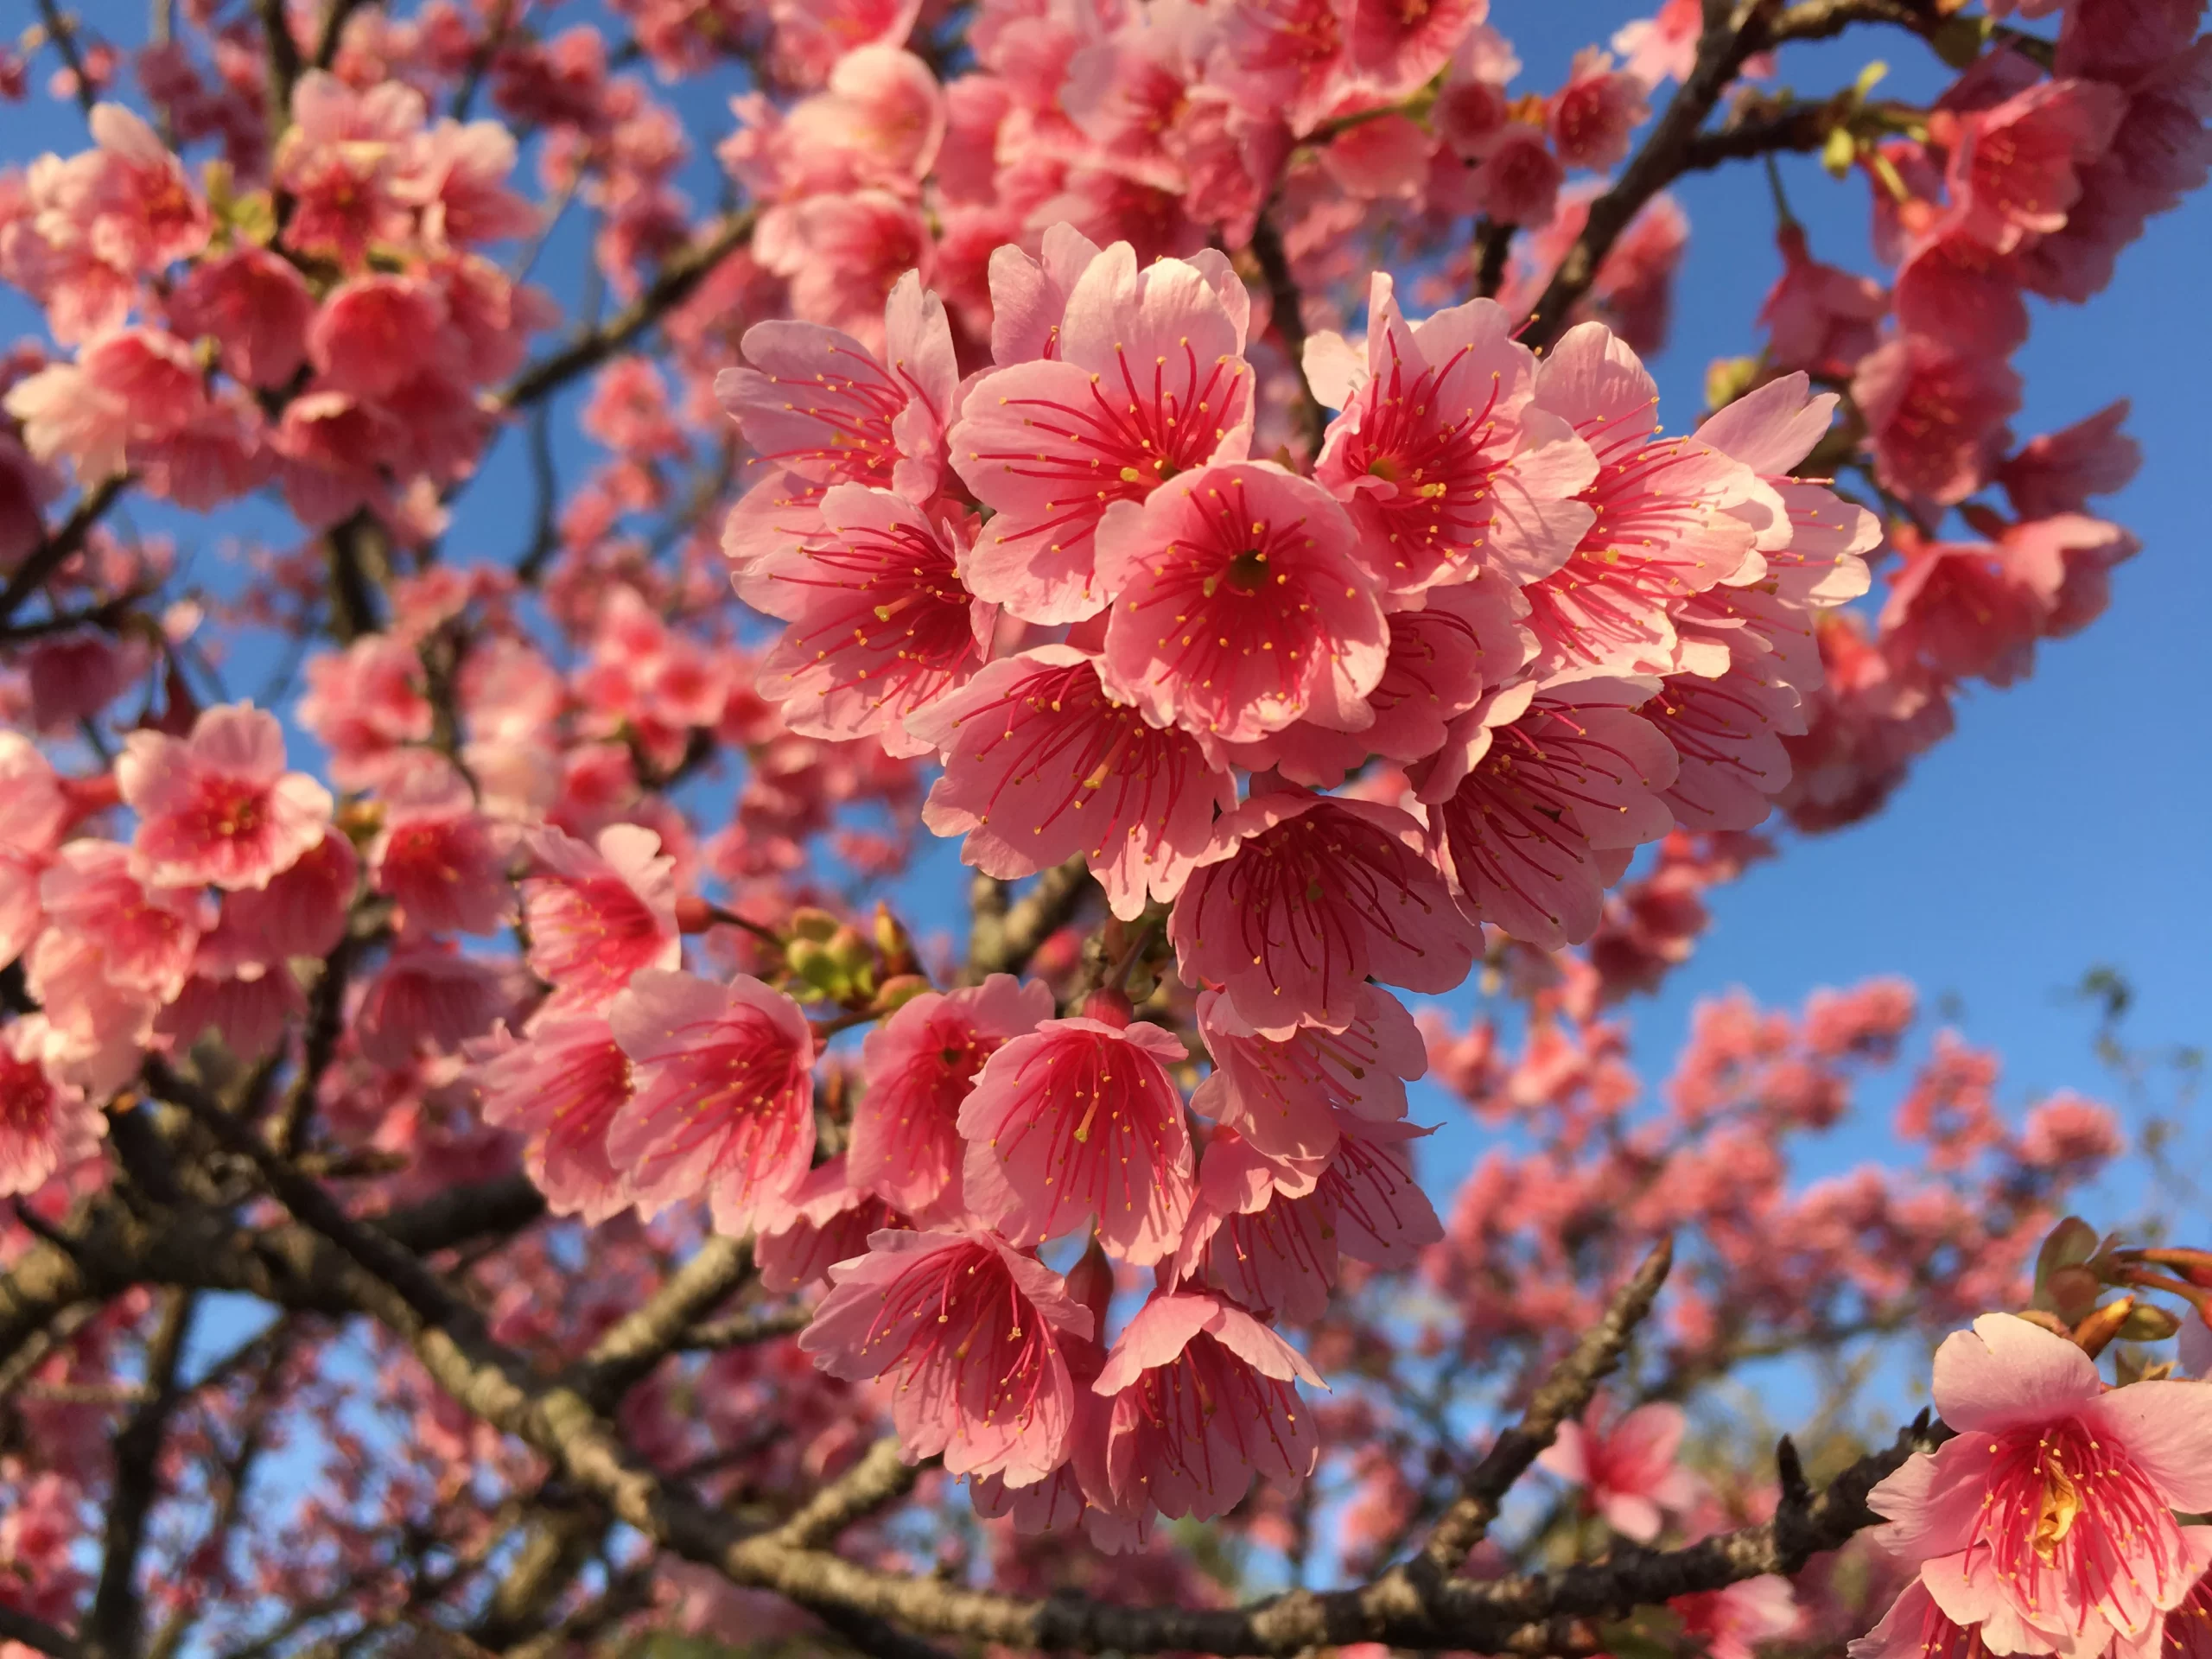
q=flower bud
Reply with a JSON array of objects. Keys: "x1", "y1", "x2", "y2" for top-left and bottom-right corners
[
  {"x1": 1080, "y1": 987, "x2": 1134, "y2": 1028},
  {"x1": 2118, "y1": 1302, "x2": 2183, "y2": 1344},
  {"x1": 872, "y1": 974, "x2": 930, "y2": 1014},
  {"x1": 2072, "y1": 1294, "x2": 2136, "y2": 1358},
  {"x1": 674, "y1": 894, "x2": 715, "y2": 935},
  {"x1": 785, "y1": 937, "x2": 839, "y2": 995},
  {"x1": 788, "y1": 907, "x2": 841, "y2": 944},
  {"x1": 2033, "y1": 1215, "x2": 2101, "y2": 1309}
]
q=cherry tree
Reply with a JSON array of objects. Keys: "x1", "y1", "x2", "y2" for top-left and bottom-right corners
[{"x1": 0, "y1": 0, "x2": 2205, "y2": 1656}]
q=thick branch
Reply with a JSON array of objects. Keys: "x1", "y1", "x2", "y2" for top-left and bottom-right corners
[
  {"x1": 774, "y1": 1438, "x2": 920, "y2": 1549},
  {"x1": 1679, "y1": 99, "x2": 1841, "y2": 172},
  {"x1": 87, "y1": 1290, "x2": 198, "y2": 1659},
  {"x1": 571, "y1": 1235, "x2": 751, "y2": 1409},
  {"x1": 495, "y1": 212, "x2": 756, "y2": 411},
  {"x1": 1248, "y1": 211, "x2": 1325, "y2": 452},
  {"x1": 683, "y1": 1306, "x2": 812, "y2": 1350},
  {"x1": 960, "y1": 857, "x2": 1090, "y2": 984},
  {"x1": 1414, "y1": 1238, "x2": 1675, "y2": 1586}
]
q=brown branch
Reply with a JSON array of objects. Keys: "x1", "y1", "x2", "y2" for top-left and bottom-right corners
[
  {"x1": 1474, "y1": 218, "x2": 1516, "y2": 302},
  {"x1": 0, "y1": 474, "x2": 130, "y2": 627},
  {"x1": 86, "y1": 1289, "x2": 199, "y2": 1659},
  {"x1": 1248, "y1": 210, "x2": 1325, "y2": 454},
  {"x1": 1413, "y1": 1237, "x2": 1675, "y2": 1588},
  {"x1": 0, "y1": 1607, "x2": 80, "y2": 1659},
  {"x1": 311, "y1": 0, "x2": 371, "y2": 68},
  {"x1": 960, "y1": 856, "x2": 1090, "y2": 985},
  {"x1": 681, "y1": 1306, "x2": 811, "y2": 1351},
  {"x1": 1680, "y1": 99, "x2": 1844, "y2": 173},
  {"x1": 773, "y1": 1438, "x2": 921, "y2": 1550},
  {"x1": 571, "y1": 1235, "x2": 752, "y2": 1409},
  {"x1": 256, "y1": 0, "x2": 302, "y2": 131},
  {"x1": 32, "y1": 0, "x2": 97, "y2": 117},
  {"x1": 1522, "y1": 0, "x2": 1788, "y2": 347},
  {"x1": 494, "y1": 211, "x2": 757, "y2": 412}
]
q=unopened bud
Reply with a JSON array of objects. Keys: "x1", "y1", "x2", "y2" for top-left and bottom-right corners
[
  {"x1": 2119, "y1": 1303, "x2": 2183, "y2": 1343},
  {"x1": 788, "y1": 907, "x2": 841, "y2": 944},
  {"x1": 1929, "y1": 14, "x2": 1988, "y2": 67},
  {"x1": 825, "y1": 924, "x2": 873, "y2": 972},
  {"x1": 1080, "y1": 988, "x2": 1134, "y2": 1028},
  {"x1": 785, "y1": 937, "x2": 838, "y2": 993},
  {"x1": 2044, "y1": 1265, "x2": 2103, "y2": 1324},
  {"x1": 1705, "y1": 356, "x2": 1758, "y2": 413},
  {"x1": 2034, "y1": 1215, "x2": 2101, "y2": 1303},
  {"x1": 2073, "y1": 1295, "x2": 2136, "y2": 1358},
  {"x1": 873, "y1": 974, "x2": 931, "y2": 1014},
  {"x1": 674, "y1": 894, "x2": 715, "y2": 935},
  {"x1": 1821, "y1": 125, "x2": 1858, "y2": 178},
  {"x1": 873, "y1": 902, "x2": 915, "y2": 971}
]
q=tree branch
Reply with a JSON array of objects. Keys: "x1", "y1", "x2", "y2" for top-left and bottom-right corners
[
  {"x1": 494, "y1": 212, "x2": 757, "y2": 412},
  {"x1": 960, "y1": 857, "x2": 1090, "y2": 985},
  {"x1": 32, "y1": 0, "x2": 97, "y2": 117},
  {"x1": 773, "y1": 1438, "x2": 920, "y2": 1550},
  {"x1": 86, "y1": 1289, "x2": 198, "y2": 1659},
  {"x1": 0, "y1": 475, "x2": 130, "y2": 627},
  {"x1": 0, "y1": 1608, "x2": 80, "y2": 1659},
  {"x1": 570, "y1": 1235, "x2": 752, "y2": 1410},
  {"x1": 1248, "y1": 210, "x2": 1325, "y2": 453}
]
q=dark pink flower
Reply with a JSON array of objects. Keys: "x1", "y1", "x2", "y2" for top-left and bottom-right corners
[
  {"x1": 370, "y1": 760, "x2": 516, "y2": 936},
  {"x1": 735, "y1": 485, "x2": 994, "y2": 756},
  {"x1": 518, "y1": 824, "x2": 680, "y2": 1012},
  {"x1": 1672, "y1": 1578, "x2": 1799, "y2": 1659},
  {"x1": 1538, "y1": 1397, "x2": 1703, "y2": 1541},
  {"x1": 1941, "y1": 77, "x2": 2125, "y2": 253},
  {"x1": 119, "y1": 703, "x2": 334, "y2": 892},
  {"x1": 958, "y1": 1014, "x2": 1194, "y2": 1264},
  {"x1": 607, "y1": 969, "x2": 817, "y2": 1234},
  {"x1": 1307, "y1": 275, "x2": 1597, "y2": 597},
  {"x1": 1852, "y1": 336, "x2": 2022, "y2": 512},
  {"x1": 1999, "y1": 401, "x2": 2141, "y2": 520},
  {"x1": 1169, "y1": 789, "x2": 1478, "y2": 1038},
  {"x1": 802, "y1": 1224, "x2": 1094, "y2": 1485},
  {"x1": 1475, "y1": 124, "x2": 1566, "y2": 226},
  {"x1": 1096, "y1": 461, "x2": 1388, "y2": 746},
  {"x1": 307, "y1": 274, "x2": 448, "y2": 400},
  {"x1": 355, "y1": 940, "x2": 518, "y2": 1071},
  {"x1": 1418, "y1": 677, "x2": 1680, "y2": 950},
  {"x1": 206, "y1": 828, "x2": 359, "y2": 964},
  {"x1": 1761, "y1": 224, "x2": 1888, "y2": 379},
  {"x1": 849, "y1": 974, "x2": 1055, "y2": 1219},
  {"x1": 1093, "y1": 1289, "x2": 1323, "y2": 1522},
  {"x1": 907, "y1": 646, "x2": 1239, "y2": 920},
  {"x1": 0, "y1": 1027, "x2": 103, "y2": 1197},
  {"x1": 1348, "y1": 0, "x2": 1491, "y2": 96},
  {"x1": 0, "y1": 734, "x2": 72, "y2": 971},
  {"x1": 167, "y1": 246, "x2": 317, "y2": 389},
  {"x1": 1192, "y1": 983, "x2": 1425, "y2": 1162},
  {"x1": 951, "y1": 244, "x2": 1255, "y2": 624},
  {"x1": 1547, "y1": 49, "x2": 1649, "y2": 170},
  {"x1": 754, "y1": 1154, "x2": 903, "y2": 1292}
]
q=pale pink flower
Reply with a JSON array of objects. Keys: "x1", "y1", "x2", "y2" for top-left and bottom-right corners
[
  {"x1": 1693, "y1": 372, "x2": 1878, "y2": 611},
  {"x1": 849, "y1": 974, "x2": 1055, "y2": 1219},
  {"x1": 1538, "y1": 1397, "x2": 1703, "y2": 1541},
  {"x1": 274, "y1": 70, "x2": 425, "y2": 265},
  {"x1": 606, "y1": 969, "x2": 817, "y2": 1234},
  {"x1": 1475, "y1": 124, "x2": 1566, "y2": 226},
  {"x1": 802, "y1": 1224, "x2": 1094, "y2": 1485},
  {"x1": 1348, "y1": 0, "x2": 1491, "y2": 96},
  {"x1": 518, "y1": 823, "x2": 681, "y2": 1012},
  {"x1": 118, "y1": 703, "x2": 334, "y2": 892},
  {"x1": 355, "y1": 940, "x2": 517, "y2": 1070},
  {"x1": 1522, "y1": 321, "x2": 1764, "y2": 677},
  {"x1": 906, "y1": 646, "x2": 1239, "y2": 920},
  {"x1": 1096, "y1": 461, "x2": 1387, "y2": 746},
  {"x1": 58, "y1": 103, "x2": 210, "y2": 274},
  {"x1": 5, "y1": 327, "x2": 206, "y2": 481},
  {"x1": 1547, "y1": 49, "x2": 1649, "y2": 170},
  {"x1": 0, "y1": 1026, "x2": 105, "y2": 1198},
  {"x1": 1866, "y1": 1313, "x2": 2212, "y2": 1652},
  {"x1": 1612, "y1": 0, "x2": 1702, "y2": 86},
  {"x1": 296, "y1": 634, "x2": 435, "y2": 791},
  {"x1": 958, "y1": 1014, "x2": 1194, "y2": 1265},
  {"x1": 1192, "y1": 984, "x2": 1425, "y2": 1162},
  {"x1": 951, "y1": 243, "x2": 1255, "y2": 624},
  {"x1": 735, "y1": 485, "x2": 994, "y2": 756},
  {"x1": 1211, "y1": 0, "x2": 1352, "y2": 136},
  {"x1": 1641, "y1": 664, "x2": 1803, "y2": 834},
  {"x1": 1169, "y1": 789, "x2": 1478, "y2": 1039},
  {"x1": 778, "y1": 48, "x2": 947, "y2": 194},
  {"x1": 395, "y1": 118, "x2": 537, "y2": 248},
  {"x1": 156, "y1": 963, "x2": 305, "y2": 1065},
  {"x1": 982, "y1": 220, "x2": 1106, "y2": 365},
  {"x1": 1418, "y1": 677, "x2": 1681, "y2": 950},
  {"x1": 0, "y1": 734, "x2": 72, "y2": 970},
  {"x1": 1306, "y1": 276, "x2": 1597, "y2": 597},
  {"x1": 474, "y1": 1011, "x2": 633, "y2": 1224},
  {"x1": 1093, "y1": 1289, "x2": 1324, "y2": 1522},
  {"x1": 369, "y1": 760, "x2": 516, "y2": 937},
  {"x1": 767, "y1": 0, "x2": 925, "y2": 87},
  {"x1": 203, "y1": 828, "x2": 358, "y2": 965},
  {"x1": 755, "y1": 190, "x2": 933, "y2": 346}
]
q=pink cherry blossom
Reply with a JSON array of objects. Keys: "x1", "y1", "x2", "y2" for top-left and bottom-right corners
[
  {"x1": 802, "y1": 1225, "x2": 1093, "y2": 1485},
  {"x1": 296, "y1": 634, "x2": 435, "y2": 791},
  {"x1": 1547, "y1": 49, "x2": 1649, "y2": 170},
  {"x1": 1941, "y1": 78, "x2": 2125, "y2": 253},
  {"x1": 166, "y1": 246, "x2": 317, "y2": 389},
  {"x1": 355, "y1": 941, "x2": 518, "y2": 1070},
  {"x1": 474, "y1": 1011, "x2": 633, "y2": 1224},
  {"x1": 1418, "y1": 677, "x2": 1680, "y2": 949},
  {"x1": 1673, "y1": 1577, "x2": 1800, "y2": 1659},
  {"x1": 370, "y1": 760, "x2": 516, "y2": 936},
  {"x1": 1093, "y1": 1289, "x2": 1324, "y2": 1522},
  {"x1": 1168, "y1": 789, "x2": 1478, "y2": 1038},
  {"x1": 1538, "y1": 1397, "x2": 1703, "y2": 1541},
  {"x1": 1999, "y1": 401, "x2": 2141, "y2": 521},
  {"x1": 518, "y1": 823, "x2": 681, "y2": 1012},
  {"x1": 205, "y1": 828, "x2": 359, "y2": 964},
  {"x1": 951, "y1": 243, "x2": 1255, "y2": 624},
  {"x1": 1760, "y1": 224, "x2": 1889, "y2": 380},
  {"x1": 273, "y1": 71, "x2": 425, "y2": 265},
  {"x1": 1096, "y1": 461, "x2": 1388, "y2": 745},
  {"x1": 4, "y1": 327, "x2": 206, "y2": 481},
  {"x1": 1306, "y1": 275, "x2": 1597, "y2": 597},
  {"x1": 1852, "y1": 336, "x2": 2022, "y2": 512},
  {"x1": 0, "y1": 1026, "x2": 104, "y2": 1198},
  {"x1": 1867, "y1": 1313, "x2": 2212, "y2": 1651},
  {"x1": 308, "y1": 275, "x2": 448, "y2": 401},
  {"x1": 958, "y1": 1014, "x2": 1194, "y2": 1265},
  {"x1": 734, "y1": 485, "x2": 993, "y2": 756},
  {"x1": 849, "y1": 973, "x2": 1055, "y2": 1218},
  {"x1": 1192, "y1": 984, "x2": 1425, "y2": 1162},
  {"x1": 1349, "y1": 0, "x2": 1491, "y2": 97},
  {"x1": 607, "y1": 969, "x2": 817, "y2": 1235},
  {"x1": 1474, "y1": 124, "x2": 1566, "y2": 226},
  {"x1": 0, "y1": 734, "x2": 72, "y2": 971},
  {"x1": 754, "y1": 1155, "x2": 903, "y2": 1292},
  {"x1": 118, "y1": 703, "x2": 334, "y2": 892}
]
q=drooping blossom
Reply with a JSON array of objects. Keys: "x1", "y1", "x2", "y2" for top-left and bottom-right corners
[
  {"x1": 1537, "y1": 1397, "x2": 1703, "y2": 1541},
  {"x1": 354, "y1": 940, "x2": 518, "y2": 1070},
  {"x1": 1418, "y1": 677, "x2": 1681, "y2": 950},
  {"x1": 1547, "y1": 48, "x2": 1649, "y2": 170},
  {"x1": 1096, "y1": 461, "x2": 1388, "y2": 746},
  {"x1": 607, "y1": 970, "x2": 817, "y2": 1235},
  {"x1": 0, "y1": 734, "x2": 73, "y2": 970},
  {"x1": 958, "y1": 1014, "x2": 1194, "y2": 1265},
  {"x1": 1305, "y1": 276, "x2": 1597, "y2": 597},
  {"x1": 1852, "y1": 336, "x2": 2023, "y2": 512},
  {"x1": 1192, "y1": 984, "x2": 1425, "y2": 1162},
  {"x1": 1169, "y1": 789, "x2": 1478, "y2": 1038},
  {"x1": 370, "y1": 760, "x2": 517, "y2": 936},
  {"x1": 951, "y1": 241, "x2": 1255, "y2": 623},
  {"x1": 907, "y1": 647, "x2": 1238, "y2": 920},
  {"x1": 518, "y1": 824, "x2": 681, "y2": 1011},
  {"x1": 801, "y1": 1225, "x2": 1094, "y2": 1485},
  {"x1": 118, "y1": 703, "x2": 334, "y2": 892},
  {"x1": 474, "y1": 1011, "x2": 634, "y2": 1224},
  {"x1": 849, "y1": 974, "x2": 1055, "y2": 1218},
  {"x1": 1866, "y1": 1313, "x2": 2212, "y2": 1653},
  {"x1": 1091, "y1": 1289, "x2": 1324, "y2": 1522},
  {"x1": 1673, "y1": 1577, "x2": 1801, "y2": 1659},
  {"x1": 755, "y1": 1154, "x2": 903, "y2": 1292},
  {"x1": 733, "y1": 485, "x2": 993, "y2": 755}
]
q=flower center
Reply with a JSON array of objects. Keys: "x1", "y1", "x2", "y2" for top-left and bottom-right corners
[
  {"x1": 2034, "y1": 1454, "x2": 2082, "y2": 1561},
  {"x1": 1224, "y1": 549, "x2": 1269, "y2": 594}
]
